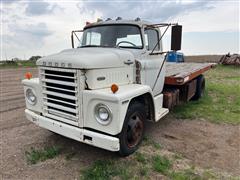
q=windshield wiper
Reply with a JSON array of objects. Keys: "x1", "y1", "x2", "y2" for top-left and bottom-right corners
[
  {"x1": 78, "y1": 45, "x2": 99, "y2": 48},
  {"x1": 117, "y1": 46, "x2": 142, "y2": 49},
  {"x1": 79, "y1": 45, "x2": 112, "y2": 48}
]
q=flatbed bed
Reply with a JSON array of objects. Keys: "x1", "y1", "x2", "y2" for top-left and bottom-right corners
[{"x1": 165, "y1": 62, "x2": 216, "y2": 85}]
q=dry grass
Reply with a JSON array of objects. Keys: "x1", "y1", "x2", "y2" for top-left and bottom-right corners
[{"x1": 185, "y1": 55, "x2": 222, "y2": 63}]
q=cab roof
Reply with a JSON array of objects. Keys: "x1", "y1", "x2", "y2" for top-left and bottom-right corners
[{"x1": 84, "y1": 19, "x2": 152, "y2": 29}]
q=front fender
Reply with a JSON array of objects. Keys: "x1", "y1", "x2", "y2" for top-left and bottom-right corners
[{"x1": 82, "y1": 84, "x2": 153, "y2": 135}]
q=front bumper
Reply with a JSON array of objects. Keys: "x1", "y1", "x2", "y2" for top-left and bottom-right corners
[{"x1": 25, "y1": 109, "x2": 120, "y2": 152}]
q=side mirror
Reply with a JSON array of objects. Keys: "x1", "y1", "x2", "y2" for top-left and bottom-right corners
[{"x1": 171, "y1": 25, "x2": 182, "y2": 51}]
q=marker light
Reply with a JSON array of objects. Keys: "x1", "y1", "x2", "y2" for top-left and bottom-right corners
[
  {"x1": 97, "y1": 18, "x2": 103, "y2": 22},
  {"x1": 111, "y1": 84, "x2": 119, "y2": 93},
  {"x1": 86, "y1": 21, "x2": 91, "y2": 26},
  {"x1": 25, "y1": 72, "x2": 32, "y2": 80}
]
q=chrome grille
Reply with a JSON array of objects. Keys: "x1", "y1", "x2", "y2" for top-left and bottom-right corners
[{"x1": 40, "y1": 67, "x2": 79, "y2": 126}]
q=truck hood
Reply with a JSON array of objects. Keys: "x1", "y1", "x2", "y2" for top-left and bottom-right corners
[{"x1": 37, "y1": 48, "x2": 135, "y2": 69}]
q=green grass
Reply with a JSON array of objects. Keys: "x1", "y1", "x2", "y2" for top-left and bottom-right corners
[
  {"x1": 80, "y1": 152, "x2": 237, "y2": 179},
  {"x1": 170, "y1": 168, "x2": 220, "y2": 180},
  {"x1": 169, "y1": 168, "x2": 202, "y2": 180},
  {"x1": 152, "y1": 155, "x2": 172, "y2": 175},
  {"x1": 139, "y1": 165, "x2": 148, "y2": 177},
  {"x1": 0, "y1": 60, "x2": 37, "y2": 68},
  {"x1": 81, "y1": 160, "x2": 131, "y2": 180},
  {"x1": 172, "y1": 65, "x2": 240, "y2": 124},
  {"x1": 135, "y1": 152, "x2": 146, "y2": 163},
  {"x1": 65, "y1": 152, "x2": 76, "y2": 160},
  {"x1": 173, "y1": 153, "x2": 184, "y2": 160},
  {"x1": 25, "y1": 146, "x2": 61, "y2": 164},
  {"x1": 143, "y1": 136, "x2": 162, "y2": 149}
]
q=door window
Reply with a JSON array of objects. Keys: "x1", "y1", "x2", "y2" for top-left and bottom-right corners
[{"x1": 144, "y1": 29, "x2": 159, "y2": 51}]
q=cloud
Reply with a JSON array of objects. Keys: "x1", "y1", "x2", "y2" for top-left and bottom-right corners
[
  {"x1": 79, "y1": 1, "x2": 214, "y2": 22},
  {"x1": 1, "y1": 0, "x2": 20, "y2": 4},
  {"x1": 25, "y1": 1, "x2": 57, "y2": 16},
  {"x1": 3, "y1": 22, "x2": 53, "y2": 48},
  {"x1": 1, "y1": 0, "x2": 238, "y2": 59}
]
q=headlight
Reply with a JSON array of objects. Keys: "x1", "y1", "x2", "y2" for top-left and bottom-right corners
[
  {"x1": 94, "y1": 104, "x2": 112, "y2": 125},
  {"x1": 26, "y1": 88, "x2": 37, "y2": 105}
]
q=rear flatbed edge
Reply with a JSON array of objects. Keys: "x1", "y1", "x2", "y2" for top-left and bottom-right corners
[{"x1": 164, "y1": 62, "x2": 216, "y2": 85}]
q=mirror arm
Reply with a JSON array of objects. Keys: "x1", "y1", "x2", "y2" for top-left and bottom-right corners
[
  {"x1": 149, "y1": 51, "x2": 169, "y2": 55},
  {"x1": 71, "y1": 30, "x2": 83, "y2": 48},
  {"x1": 74, "y1": 32, "x2": 81, "y2": 42},
  {"x1": 152, "y1": 52, "x2": 169, "y2": 91},
  {"x1": 71, "y1": 31, "x2": 74, "y2": 48}
]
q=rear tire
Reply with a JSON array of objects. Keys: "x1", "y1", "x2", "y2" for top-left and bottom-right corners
[
  {"x1": 118, "y1": 102, "x2": 146, "y2": 156},
  {"x1": 191, "y1": 75, "x2": 205, "y2": 100}
]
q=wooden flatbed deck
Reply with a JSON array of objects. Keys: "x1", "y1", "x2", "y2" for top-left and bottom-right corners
[{"x1": 165, "y1": 62, "x2": 216, "y2": 85}]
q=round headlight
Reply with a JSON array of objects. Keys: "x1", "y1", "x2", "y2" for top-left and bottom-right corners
[
  {"x1": 94, "y1": 104, "x2": 112, "y2": 125},
  {"x1": 26, "y1": 88, "x2": 37, "y2": 105}
]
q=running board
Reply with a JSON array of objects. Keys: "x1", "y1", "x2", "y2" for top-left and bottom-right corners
[{"x1": 155, "y1": 108, "x2": 169, "y2": 122}]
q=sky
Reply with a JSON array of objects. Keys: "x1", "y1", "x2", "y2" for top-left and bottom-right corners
[{"x1": 0, "y1": 0, "x2": 239, "y2": 60}]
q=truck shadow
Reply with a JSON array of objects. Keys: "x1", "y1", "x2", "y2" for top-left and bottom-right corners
[{"x1": 46, "y1": 131, "x2": 118, "y2": 163}]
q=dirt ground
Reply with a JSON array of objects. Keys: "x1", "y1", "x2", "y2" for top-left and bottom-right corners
[{"x1": 0, "y1": 67, "x2": 239, "y2": 179}]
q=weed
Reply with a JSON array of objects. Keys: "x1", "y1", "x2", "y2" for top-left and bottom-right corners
[
  {"x1": 173, "y1": 153, "x2": 183, "y2": 160},
  {"x1": 152, "y1": 155, "x2": 172, "y2": 175},
  {"x1": 143, "y1": 136, "x2": 162, "y2": 149},
  {"x1": 202, "y1": 170, "x2": 217, "y2": 179},
  {"x1": 65, "y1": 152, "x2": 76, "y2": 160},
  {"x1": 81, "y1": 159, "x2": 131, "y2": 180},
  {"x1": 81, "y1": 160, "x2": 115, "y2": 180},
  {"x1": 139, "y1": 165, "x2": 148, "y2": 177},
  {"x1": 118, "y1": 168, "x2": 131, "y2": 180},
  {"x1": 135, "y1": 152, "x2": 146, "y2": 163},
  {"x1": 169, "y1": 168, "x2": 202, "y2": 180},
  {"x1": 25, "y1": 146, "x2": 60, "y2": 164}
]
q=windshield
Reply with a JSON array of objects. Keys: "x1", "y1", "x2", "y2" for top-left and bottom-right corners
[{"x1": 79, "y1": 25, "x2": 143, "y2": 49}]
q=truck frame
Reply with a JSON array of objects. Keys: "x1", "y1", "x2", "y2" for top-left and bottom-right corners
[{"x1": 23, "y1": 18, "x2": 214, "y2": 156}]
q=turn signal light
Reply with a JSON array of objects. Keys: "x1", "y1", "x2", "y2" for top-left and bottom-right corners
[
  {"x1": 25, "y1": 72, "x2": 32, "y2": 80},
  {"x1": 111, "y1": 84, "x2": 119, "y2": 94}
]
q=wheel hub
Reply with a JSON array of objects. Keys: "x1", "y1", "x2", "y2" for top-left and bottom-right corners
[{"x1": 126, "y1": 114, "x2": 144, "y2": 148}]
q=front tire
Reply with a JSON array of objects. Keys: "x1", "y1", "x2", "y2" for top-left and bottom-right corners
[{"x1": 118, "y1": 102, "x2": 146, "y2": 156}]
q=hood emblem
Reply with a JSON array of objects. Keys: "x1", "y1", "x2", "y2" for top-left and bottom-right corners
[{"x1": 97, "y1": 76, "x2": 106, "y2": 81}]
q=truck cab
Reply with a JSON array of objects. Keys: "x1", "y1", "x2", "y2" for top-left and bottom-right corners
[{"x1": 22, "y1": 19, "x2": 187, "y2": 156}]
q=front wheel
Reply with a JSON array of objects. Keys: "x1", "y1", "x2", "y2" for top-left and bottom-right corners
[{"x1": 118, "y1": 102, "x2": 146, "y2": 156}]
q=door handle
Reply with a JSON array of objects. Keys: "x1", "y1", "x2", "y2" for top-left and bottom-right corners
[{"x1": 124, "y1": 59, "x2": 134, "y2": 65}]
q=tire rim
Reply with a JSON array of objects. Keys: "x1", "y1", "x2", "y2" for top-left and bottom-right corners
[{"x1": 126, "y1": 113, "x2": 144, "y2": 148}]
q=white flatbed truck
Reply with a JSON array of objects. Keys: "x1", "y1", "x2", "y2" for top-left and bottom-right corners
[{"x1": 23, "y1": 18, "x2": 214, "y2": 156}]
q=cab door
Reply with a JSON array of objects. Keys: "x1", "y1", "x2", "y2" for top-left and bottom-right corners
[{"x1": 140, "y1": 27, "x2": 166, "y2": 96}]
